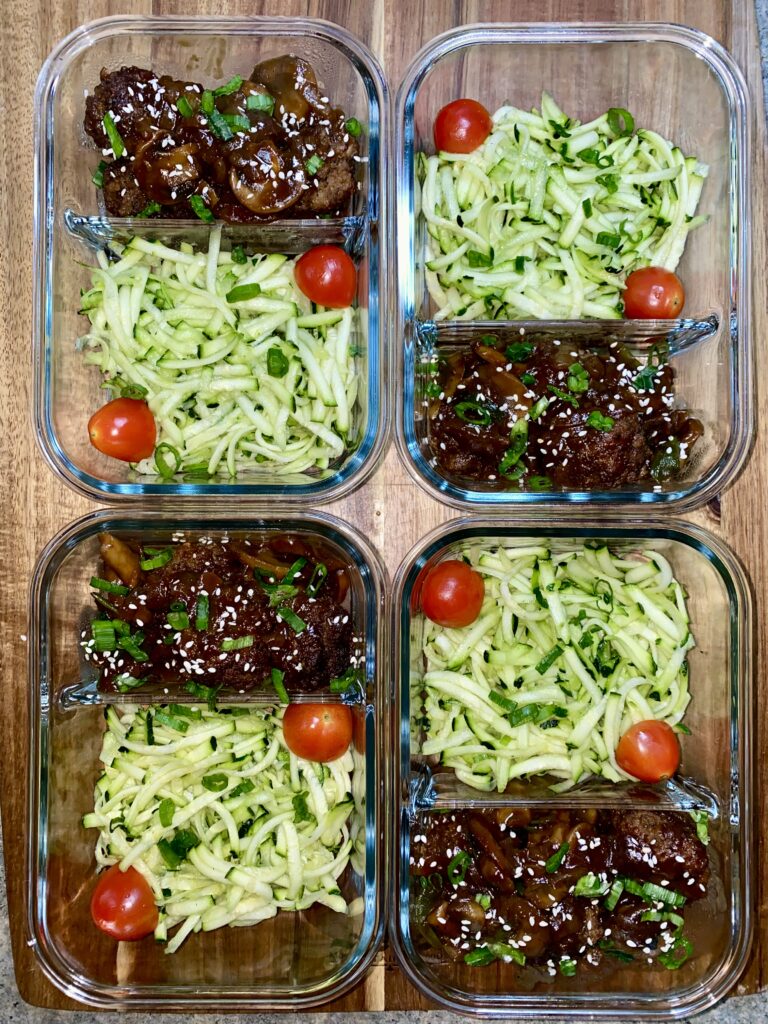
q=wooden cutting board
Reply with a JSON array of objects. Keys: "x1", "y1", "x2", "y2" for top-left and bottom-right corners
[{"x1": 0, "y1": 0, "x2": 765, "y2": 1011}]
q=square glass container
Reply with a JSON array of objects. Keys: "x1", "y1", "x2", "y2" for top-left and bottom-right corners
[
  {"x1": 27, "y1": 510, "x2": 387, "y2": 1009},
  {"x1": 391, "y1": 518, "x2": 753, "y2": 1017},
  {"x1": 33, "y1": 16, "x2": 388, "y2": 502},
  {"x1": 395, "y1": 24, "x2": 752, "y2": 510}
]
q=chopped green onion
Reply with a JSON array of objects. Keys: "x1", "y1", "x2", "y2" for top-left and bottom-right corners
[
  {"x1": 596, "y1": 231, "x2": 622, "y2": 249},
  {"x1": 607, "y1": 107, "x2": 635, "y2": 138},
  {"x1": 573, "y1": 873, "x2": 609, "y2": 897},
  {"x1": 91, "y1": 619, "x2": 116, "y2": 651},
  {"x1": 548, "y1": 385, "x2": 579, "y2": 407},
  {"x1": 650, "y1": 438, "x2": 681, "y2": 482},
  {"x1": 221, "y1": 635, "x2": 254, "y2": 652},
  {"x1": 267, "y1": 346, "x2": 289, "y2": 377},
  {"x1": 159, "y1": 797, "x2": 175, "y2": 827},
  {"x1": 455, "y1": 400, "x2": 492, "y2": 426},
  {"x1": 505, "y1": 340, "x2": 534, "y2": 362},
  {"x1": 567, "y1": 363, "x2": 589, "y2": 393},
  {"x1": 276, "y1": 606, "x2": 307, "y2": 633},
  {"x1": 230, "y1": 779, "x2": 255, "y2": 799},
  {"x1": 282, "y1": 558, "x2": 308, "y2": 584},
  {"x1": 247, "y1": 92, "x2": 275, "y2": 114},
  {"x1": 487, "y1": 942, "x2": 526, "y2": 966},
  {"x1": 580, "y1": 148, "x2": 613, "y2": 168},
  {"x1": 214, "y1": 75, "x2": 243, "y2": 97},
  {"x1": 183, "y1": 679, "x2": 221, "y2": 710},
  {"x1": 136, "y1": 200, "x2": 162, "y2": 219},
  {"x1": 102, "y1": 112, "x2": 125, "y2": 157},
  {"x1": 529, "y1": 397, "x2": 549, "y2": 420},
  {"x1": 476, "y1": 893, "x2": 491, "y2": 910},
  {"x1": 176, "y1": 95, "x2": 195, "y2": 118},
  {"x1": 305, "y1": 154, "x2": 324, "y2": 175},
  {"x1": 223, "y1": 113, "x2": 251, "y2": 132},
  {"x1": 499, "y1": 418, "x2": 528, "y2": 477},
  {"x1": 195, "y1": 594, "x2": 209, "y2": 631},
  {"x1": 632, "y1": 365, "x2": 659, "y2": 391},
  {"x1": 154, "y1": 443, "x2": 182, "y2": 479},
  {"x1": 157, "y1": 838, "x2": 182, "y2": 869},
  {"x1": 544, "y1": 841, "x2": 569, "y2": 874},
  {"x1": 270, "y1": 667, "x2": 290, "y2": 704},
  {"x1": 115, "y1": 674, "x2": 145, "y2": 692},
  {"x1": 464, "y1": 947, "x2": 496, "y2": 967},
  {"x1": 91, "y1": 160, "x2": 107, "y2": 188},
  {"x1": 329, "y1": 667, "x2": 361, "y2": 694},
  {"x1": 231, "y1": 244, "x2": 247, "y2": 264},
  {"x1": 641, "y1": 910, "x2": 685, "y2": 928},
  {"x1": 598, "y1": 941, "x2": 634, "y2": 962},
  {"x1": 637, "y1": 880, "x2": 687, "y2": 908},
  {"x1": 344, "y1": 117, "x2": 362, "y2": 136},
  {"x1": 202, "y1": 773, "x2": 228, "y2": 792},
  {"x1": 586, "y1": 410, "x2": 615, "y2": 432},
  {"x1": 226, "y1": 283, "x2": 261, "y2": 303},
  {"x1": 691, "y1": 811, "x2": 710, "y2": 846},
  {"x1": 536, "y1": 644, "x2": 563, "y2": 675},
  {"x1": 140, "y1": 548, "x2": 173, "y2": 571},
  {"x1": 604, "y1": 878, "x2": 625, "y2": 911},
  {"x1": 201, "y1": 90, "x2": 215, "y2": 115},
  {"x1": 90, "y1": 577, "x2": 130, "y2": 597},
  {"x1": 559, "y1": 958, "x2": 577, "y2": 976},
  {"x1": 596, "y1": 173, "x2": 619, "y2": 194},
  {"x1": 529, "y1": 475, "x2": 553, "y2": 491},
  {"x1": 117, "y1": 633, "x2": 149, "y2": 662},
  {"x1": 307, "y1": 562, "x2": 328, "y2": 596},
  {"x1": 167, "y1": 610, "x2": 190, "y2": 631},
  {"x1": 447, "y1": 850, "x2": 471, "y2": 885},
  {"x1": 658, "y1": 932, "x2": 693, "y2": 970},
  {"x1": 189, "y1": 195, "x2": 215, "y2": 223}
]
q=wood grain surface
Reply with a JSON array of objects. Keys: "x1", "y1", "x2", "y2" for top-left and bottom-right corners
[{"x1": 0, "y1": 0, "x2": 764, "y2": 1012}]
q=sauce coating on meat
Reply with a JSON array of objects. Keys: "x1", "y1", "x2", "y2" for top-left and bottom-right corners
[
  {"x1": 83, "y1": 533, "x2": 355, "y2": 694},
  {"x1": 410, "y1": 808, "x2": 708, "y2": 975},
  {"x1": 429, "y1": 336, "x2": 702, "y2": 490},
  {"x1": 84, "y1": 58, "x2": 359, "y2": 221}
]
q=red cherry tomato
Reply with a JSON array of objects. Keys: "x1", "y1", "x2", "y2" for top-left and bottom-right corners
[
  {"x1": 88, "y1": 398, "x2": 156, "y2": 463},
  {"x1": 282, "y1": 703, "x2": 353, "y2": 762},
  {"x1": 433, "y1": 99, "x2": 493, "y2": 154},
  {"x1": 420, "y1": 559, "x2": 485, "y2": 628},
  {"x1": 91, "y1": 864, "x2": 158, "y2": 941},
  {"x1": 294, "y1": 245, "x2": 357, "y2": 308},
  {"x1": 622, "y1": 267, "x2": 685, "y2": 319},
  {"x1": 616, "y1": 720, "x2": 681, "y2": 782}
]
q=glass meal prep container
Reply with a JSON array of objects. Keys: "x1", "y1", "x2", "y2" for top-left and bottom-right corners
[
  {"x1": 391, "y1": 518, "x2": 753, "y2": 1017},
  {"x1": 33, "y1": 16, "x2": 388, "y2": 502},
  {"x1": 394, "y1": 24, "x2": 752, "y2": 510},
  {"x1": 27, "y1": 509, "x2": 387, "y2": 1009}
]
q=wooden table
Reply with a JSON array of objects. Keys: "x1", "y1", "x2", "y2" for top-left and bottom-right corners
[{"x1": 1, "y1": 0, "x2": 765, "y2": 1011}]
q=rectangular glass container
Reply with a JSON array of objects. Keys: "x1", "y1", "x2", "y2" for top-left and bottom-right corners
[
  {"x1": 33, "y1": 16, "x2": 388, "y2": 502},
  {"x1": 395, "y1": 24, "x2": 752, "y2": 510},
  {"x1": 27, "y1": 509, "x2": 387, "y2": 1009},
  {"x1": 391, "y1": 518, "x2": 753, "y2": 1017}
]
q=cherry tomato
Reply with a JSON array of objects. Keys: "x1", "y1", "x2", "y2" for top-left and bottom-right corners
[
  {"x1": 294, "y1": 245, "x2": 357, "y2": 308},
  {"x1": 88, "y1": 398, "x2": 156, "y2": 463},
  {"x1": 91, "y1": 864, "x2": 158, "y2": 941},
  {"x1": 622, "y1": 267, "x2": 685, "y2": 319},
  {"x1": 616, "y1": 720, "x2": 681, "y2": 782},
  {"x1": 282, "y1": 703, "x2": 353, "y2": 762},
  {"x1": 433, "y1": 99, "x2": 493, "y2": 154},
  {"x1": 420, "y1": 559, "x2": 485, "y2": 628}
]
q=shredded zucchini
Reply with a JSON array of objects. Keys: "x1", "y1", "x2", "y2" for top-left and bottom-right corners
[
  {"x1": 421, "y1": 92, "x2": 708, "y2": 320},
  {"x1": 83, "y1": 704, "x2": 361, "y2": 952},
  {"x1": 76, "y1": 227, "x2": 360, "y2": 477},
  {"x1": 417, "y1": 542, "x2": 694, "y2": 791}
]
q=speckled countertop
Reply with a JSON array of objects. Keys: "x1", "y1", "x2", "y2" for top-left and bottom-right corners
[{"x1": 4, "y1": 5, "x2": 767, "y2": 1022}]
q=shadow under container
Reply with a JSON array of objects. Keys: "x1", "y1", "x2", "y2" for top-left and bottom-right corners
[
  {"x1": 391, "y1": 518, "x2": 752, "y2": 1017},
  {"x1": 395, "y1": 24, "x2": 752, "y2": 510},
  {"x1": 34, "y1": 16, "x2": 388, "y2": 502},
  {"x1": 27, "y1": 510, "x2": 387, "y2": 1010}
]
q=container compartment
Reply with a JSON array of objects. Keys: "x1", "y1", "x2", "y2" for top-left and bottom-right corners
[
  {"x1": 34, "y1": 16, "x2": 388, "y2": 501},
  {"x1": 395, "y1": 24, "x2": 752, "y2": 509},
  {"x1": 391, "y1": 518, "x2": 752, "y2": 1017},
  {"x1": 28, "y1": 510, "x2": 387, "y2": 1009}
]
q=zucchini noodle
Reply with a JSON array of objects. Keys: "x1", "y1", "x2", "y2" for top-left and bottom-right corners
[
  {"x1": 421, "y1": 92, "x2": 708, "y2": 320},
  {"x1": 77, "y1": 228, "x2": 360, "y2": 477},
  {"x1": 418, "y1": 543, "x2": 694, "y2": 792},
  {"x1": 83, "y1": 704, "x2": 362, "y2": 952}
]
